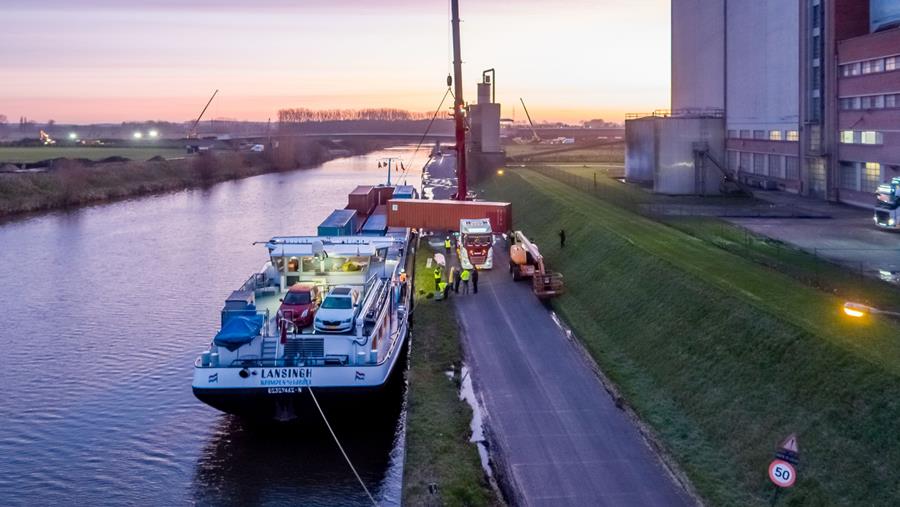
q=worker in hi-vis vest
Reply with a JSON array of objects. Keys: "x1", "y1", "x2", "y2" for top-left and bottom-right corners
[
  {"x1": 460, "y1": 268, "x2": 471, "y2": 294},
  {"x1": 433, "y1": 266, "x2": 442, "y2": 291},
  {"x1": 444, "y1": 236, "x2": 452, "y2": 254}
]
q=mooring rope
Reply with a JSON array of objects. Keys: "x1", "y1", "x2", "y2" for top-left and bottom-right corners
[{"x1": 307, "y1": 386, "x2": 378, "y2": 506}]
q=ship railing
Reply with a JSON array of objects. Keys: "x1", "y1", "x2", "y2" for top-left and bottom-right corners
[{"x1": 228, "y1": 355, "x2": 350, "y2": 368}]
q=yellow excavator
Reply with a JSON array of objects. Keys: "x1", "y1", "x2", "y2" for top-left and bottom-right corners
[{"x1": 509, "y1": 230, "x2": 564, "y2": 299}]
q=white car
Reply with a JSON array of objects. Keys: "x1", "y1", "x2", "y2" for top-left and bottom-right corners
[{"x1": 313, "y1": 286, "x2": 361, "y2": 333}]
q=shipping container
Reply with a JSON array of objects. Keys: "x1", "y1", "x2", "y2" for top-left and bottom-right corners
[
  {"x1": 361, "y1": 205, "x2": 388, "y2": 235},
  {"x1": 347, "y1": 186, "x2": 376, "y2": 215},
  {"x1": 318, "y1": 209, "x2": 358, "y2": 236},
  {"x1": 393, "y1": 185, "x2": 417, "y2": 199},
  {"x1": 372, "y1": 185, "x2": 395, "y2": 207},
  {"x1": 386, "y1": 199, "x2": 512, "y2": 232}
]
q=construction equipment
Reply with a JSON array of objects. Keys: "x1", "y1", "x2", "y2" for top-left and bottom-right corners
[
  {"x1": 509, "y1": 231, "x2": 564, "y2": 299},
  {"x1": 519, "y1": 98, "x2": 541, "y2": 143},
  {"x1": 188, "y1": 89, "x2": 219, "y2": 139},
  {"x1": 450, "y1": 0, "x2": 467, "y2": 200},
  {"x1": 874, "y1": 177, "x2": 900, "y2": 228}
]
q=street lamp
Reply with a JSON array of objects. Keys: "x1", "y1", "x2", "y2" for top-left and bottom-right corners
[{"x1": 843, "y1": 301, "x2": 900, "y2": 318}]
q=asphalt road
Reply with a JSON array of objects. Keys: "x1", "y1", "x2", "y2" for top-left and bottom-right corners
[{"x1": 450, "y1": 246, "x2": 692, "y2": 506}]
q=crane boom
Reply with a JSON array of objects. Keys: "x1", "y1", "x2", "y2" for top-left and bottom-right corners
[
  {"x1": 189, "y1": 89, "x2": 219, "y2": 139},
  {"x1": 450, "y1": 0, "x2": 467, "y2": 200},
  {"x1": 519, "y1": 97, "x2": 540, "y2": 142}
]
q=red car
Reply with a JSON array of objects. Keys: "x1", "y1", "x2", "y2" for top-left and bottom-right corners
[{"x1": 278, "y1": 283, "x2": 321, "y2": 330}]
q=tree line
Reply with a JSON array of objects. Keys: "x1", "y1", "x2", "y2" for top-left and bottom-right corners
[{"x1": 277, "y1": 108, "x2": 432, "y2": 123}]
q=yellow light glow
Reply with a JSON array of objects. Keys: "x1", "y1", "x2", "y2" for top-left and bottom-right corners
[
  {"x1": 497, "y1": 169, "x2": 505, "y2": 176},
  {"x1": 843, "y1": 307, "x2": 866, "y2": 318},
  {"x1": 843, "y1": 302, "x2": 871, "y2": 318}
]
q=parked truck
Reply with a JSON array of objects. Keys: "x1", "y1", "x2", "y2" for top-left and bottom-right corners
[
  {"x1": 509, "y1": 230, "x2": 564, "y2": 299},
  {"x1": 874, "y1": 177, "x2": 900, "y2": 228},
  {"x1": 459, "y1": 218, "x2": 494, "y2": 270}
]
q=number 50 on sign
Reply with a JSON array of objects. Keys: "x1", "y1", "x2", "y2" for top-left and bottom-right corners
[{"x1": 768, "y1": 459, "x2": 797, "y2": 488}]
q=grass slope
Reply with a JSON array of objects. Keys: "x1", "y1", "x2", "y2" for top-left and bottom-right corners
[
  {"x1": 483, "y1": 169, "x2": 900, "y2": 506},
  {"x1": 403, "y1": 243, "x2": 496, "y2": 506},
  {"x1": 0, "y1": 146, "x2": 185, "y2": 163}
]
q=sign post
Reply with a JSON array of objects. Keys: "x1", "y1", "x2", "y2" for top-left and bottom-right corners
[{"x1": 767, "y1": 434, "x2": 799, "y2": 506}]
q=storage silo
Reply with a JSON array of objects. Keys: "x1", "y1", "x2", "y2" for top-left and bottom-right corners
[{"x1": 624, "y1": 116, "x2": 656, "y2": 184}]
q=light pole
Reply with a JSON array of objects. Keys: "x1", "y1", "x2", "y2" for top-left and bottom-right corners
[{"x1": 843, "y1": 301, "x2": 900, "y2": 318}]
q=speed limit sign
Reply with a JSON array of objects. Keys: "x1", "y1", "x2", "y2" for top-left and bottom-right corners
[{"x1": 768, "y1": 459, "x2": 797, "y2": 488}]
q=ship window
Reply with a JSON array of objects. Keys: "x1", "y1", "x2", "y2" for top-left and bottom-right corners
[{"x1": 287, "y1": 257, "x2": 300, "y2": 272}]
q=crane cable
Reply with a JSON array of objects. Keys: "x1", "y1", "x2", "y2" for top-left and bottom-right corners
[
  {"x1": 399, "y1": 87, "x2": 452, "y2": 183},
  {"x1": 308, "y1": 386, "x2": 378, "y2": 506}
]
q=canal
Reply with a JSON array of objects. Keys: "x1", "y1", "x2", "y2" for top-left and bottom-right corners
[{"x1": 0, "y1": 146, "x2": 422, "y2": 506}]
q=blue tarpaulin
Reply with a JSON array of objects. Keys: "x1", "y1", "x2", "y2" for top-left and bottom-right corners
[{"x1": 214, "y1": 314, "x2": 264, "y2": 351}]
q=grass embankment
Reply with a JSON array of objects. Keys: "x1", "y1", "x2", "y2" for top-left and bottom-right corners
[
  {"x1": 0, "y1": 146, "x2": 186, "y2": 164},
  {"x1": 483, "y1": 169, "x2": 900, "y2": 506},
  {"x1": 403, "y1": 243, "x2": 497, "y2": 506},
  {"x1": 0, "y1": 139, "x2": 390, "y2": 218},
  {"x1": 505, "y1": 142, "x2": 624, "y2": 164},
  {"x1": 0, "y1": 152, "x2": 273, "y2": 217},
  {"x1": 538, "y1": 163, "x2": 900, "y2": 311}
]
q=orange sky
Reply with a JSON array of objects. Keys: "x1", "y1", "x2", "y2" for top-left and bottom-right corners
[{"x1": 0, "y1": 0, "x2": 671, "y2": 124}]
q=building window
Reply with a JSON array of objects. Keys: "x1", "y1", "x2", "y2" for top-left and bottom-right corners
[
  {"x1": 740, "y1": 130, "x2": 751, "y2": 139},
  {"x1": 875, "y1": 95, "x2": 885, "y2": 108},
  {"x1": 849, "y1": 62, "x2": 861, "y2": 76},
  {"x1": 786, "y1": 156, "x2": 800, "y2": 180},
  {"x1": 728, "y1": 130, "x2": 738, "y2": 139},
  {"x1": 873, "y1": 59, "x2": 885, "y2": 73},
  {"x1": 768, "y1": 154, "x2": 784, "y2": 178},
  {"x1": 769, "y1": 130, "x2": 783, "y2": 141},
  {"x1": 841, "y1": 130, "x2": 854, "y2": 143},
  {"x1": 753, "y1": 153, "x2": 766, "y2": 174},
  {"x1": 861, "y1": 96, "x2": 873, "y2": 109},
  {"x1": 728, "y1": 151, "x2": 739, "y2": 171},
  {"x1": 888, "y1": 94, "x2": 897, "y2": 108},
  {"x1": 861, "y1": 131, "x2": 882, "y2": 145},
  {"x1": 887, "y1": 57, "x2": 897, "y2": 72},
  {"x1": 740, "y1": 152, "x2": 751, "y2": 172},
  {"x1": 851, "y1": 97, "x2": 861, "y2": 109},
  {"x1": 840, "y1": 161, "x2": 859, "y2": 191},
  {"x1": 752, "y1": 130, "x2": 765, "y2": 140},
  {"x1": 786, "y1": 130, "x2": 799, "y2": 142},
  {"x1": 862, "y1": 162, "x2": 882, "y2": 192}
]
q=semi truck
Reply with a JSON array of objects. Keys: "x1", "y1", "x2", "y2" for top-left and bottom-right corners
[
  {"x1": 874, "y1": 177, "x2": 900, "y2": 228},
  {"x1": 459, "y1": 218, "x2": 494, "y2": 270}
]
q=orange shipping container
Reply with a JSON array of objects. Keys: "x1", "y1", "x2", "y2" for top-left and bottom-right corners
[{"x1": 387, "y1": 199, "x2": 512, "y2": 232}]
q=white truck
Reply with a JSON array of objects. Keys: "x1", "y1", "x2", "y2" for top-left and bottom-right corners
[{"x1": 458, "y1": 218, "x2": 493, "y2": 270}]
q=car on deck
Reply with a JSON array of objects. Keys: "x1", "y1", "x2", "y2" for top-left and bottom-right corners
[
  {"x1": 278, "y1": 282, "x2": 321, "y2": 330},
  {"x1": 313, "y1": 286, "x2": 361, "y2": 333}
]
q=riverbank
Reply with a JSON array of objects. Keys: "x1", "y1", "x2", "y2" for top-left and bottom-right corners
[
  {"x1": 0, "y1": 138, "x2": 391, "y2": 218},
  {"x1": 482, "y1": 168, "x2": 900, "y2": 506},
  {"x1": 402, "y1": 243, "x2": 498, "y2": 506}
]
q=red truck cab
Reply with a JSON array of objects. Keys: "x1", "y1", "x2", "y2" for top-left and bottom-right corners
[{"x1": 278, "y1": 282, "x2": 320, "y2": 330}]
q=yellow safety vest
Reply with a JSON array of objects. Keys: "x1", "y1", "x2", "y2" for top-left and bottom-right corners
[
  {"x1": 460, "y1": 270, "x2": 471, "y2": 281},
  {"x1": 434, "y1": 268, "x2": 441, "y2": 279},
  {"x1": 445, "y1": 239, "x2": 451, "y2": 248}
]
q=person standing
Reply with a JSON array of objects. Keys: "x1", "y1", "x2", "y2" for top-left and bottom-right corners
[
  {"x1": 453, "y1": 266, "x2": 462, "y2": 293},
  {"x1": 444, "y1": 236, "x2": 452, "y2": 255},
  {"x1": 460, "y1": 268, "x2": 471, "y2": 294},
  {"x1": 559, "y1": 229, "x2": 567, "y2": 248},
  {"x1": 472, "y1": 268, "x2": 479, "y2": 294},
  {"x1": 433, "y1": 265, "x2": 442, "y2": 291}
]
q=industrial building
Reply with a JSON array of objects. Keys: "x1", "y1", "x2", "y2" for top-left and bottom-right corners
[
  {"x1": 466, "y1": 72, "x2": 504, "y2": 182},
  {"x1": 627, "y1": 0, "x2": 900, "y2": 204}
]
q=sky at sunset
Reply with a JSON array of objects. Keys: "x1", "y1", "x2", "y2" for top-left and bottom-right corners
[{"x1": 0, "y1": 0, "x2": 671, "y2": 124}]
